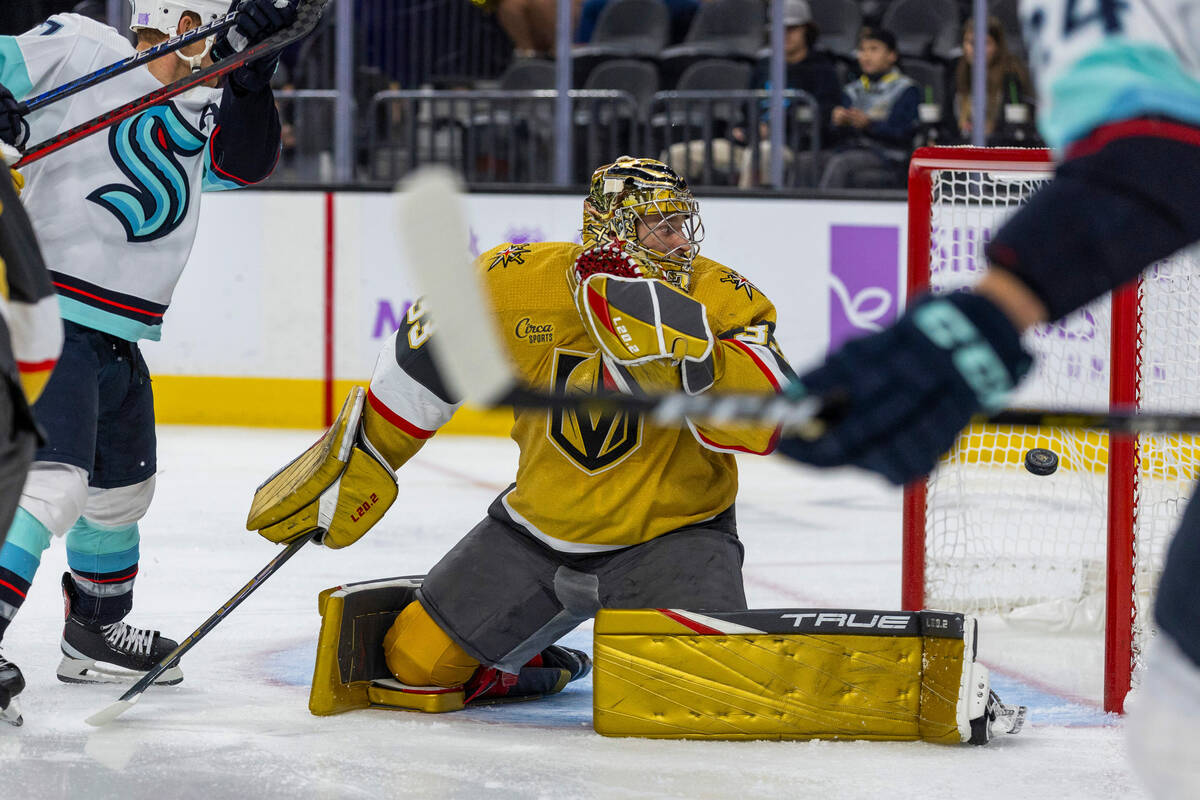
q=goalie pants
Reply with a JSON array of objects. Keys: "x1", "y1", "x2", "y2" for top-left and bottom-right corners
[
  {"x1": 0, "y1": 322, "x2": 156, "y2": 641},
  {"x1": 415, "y1": 497, "x2": 746, "y2": 674}
]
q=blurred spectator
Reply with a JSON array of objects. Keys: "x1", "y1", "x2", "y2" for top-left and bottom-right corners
[
  {"x1": 662, "y1": 0, "x2": 839, "y2": 187},
  {"x1": 473, "y1": 0, "x2": 580, "y2": 58},
  {"x1": 953, "y1": 16, "x2": 1034, "y2": 143},
  {"x1": 734, "y1": 0, "x2": 841, "y2": 186},
  {"x1": 576, "y1": 0, "x2": 698, "y2": 45},
  {"x1": 1, "y1": 1, "x2": 76, "y2": 34},
  {"x1": 797, "y1": 27, "x2": 920, "y2": 188}
]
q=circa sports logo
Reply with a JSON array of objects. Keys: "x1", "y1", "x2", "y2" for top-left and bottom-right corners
[
  {"x1": 514, "y1": 317, "x2": 554, "y2": 345},
  {"x1": 88, "y1": 102, "x2": 207, "y2": 243}
]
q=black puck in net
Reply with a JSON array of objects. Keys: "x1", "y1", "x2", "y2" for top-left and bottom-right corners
[{"x1": 1024, "y1": 447, "x2": 1060, "y2": 476}]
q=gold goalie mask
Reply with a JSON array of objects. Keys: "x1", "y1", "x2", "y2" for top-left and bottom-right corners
[{"x1": 581, "y1": 156, "x2": 704, "y2": 292}]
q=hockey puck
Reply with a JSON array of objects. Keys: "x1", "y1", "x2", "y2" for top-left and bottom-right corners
[{"x1": 1024, "y1": 448, "x2": 1059, "y2": 476}]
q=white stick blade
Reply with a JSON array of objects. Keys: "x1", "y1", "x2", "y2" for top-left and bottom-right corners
[
  {"x1": 395, "y1": 167, "x2": 515, "y2": 406},
  {"x1": 85, "y1": 696, "x2": 138, "y2": 727}
]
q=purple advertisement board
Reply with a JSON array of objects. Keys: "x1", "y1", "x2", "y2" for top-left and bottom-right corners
[{"x1": 828, "y1": 225, "x2": 901, "y2": 351}]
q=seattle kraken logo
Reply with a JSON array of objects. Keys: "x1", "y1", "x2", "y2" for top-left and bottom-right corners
[{"x1": 87, "y1": 102, "x2": 207, "y2": 243}]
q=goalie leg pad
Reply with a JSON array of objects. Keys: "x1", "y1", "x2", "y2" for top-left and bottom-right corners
[
  {"x1": 592, "y1": 608, "x2": 1025, "y2": 743},
  {"x1": 309, "y1": 576, "x2": 468, "y2": 715},
  {"x1": 383, "y1": 600, "x2": 480, "y2": 688}
]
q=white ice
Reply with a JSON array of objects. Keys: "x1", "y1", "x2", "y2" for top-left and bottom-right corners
[{"x1": 0, "y1": 426, "x2": 1145, "y2": 799}]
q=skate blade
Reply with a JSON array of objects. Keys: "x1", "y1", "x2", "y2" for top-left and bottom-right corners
[
  {"x1": 0, "y1": 698, "x2": 22, "y2": 727},
  {"x1": 57, "y1": 656, "x2": 183, "y2": 686}
]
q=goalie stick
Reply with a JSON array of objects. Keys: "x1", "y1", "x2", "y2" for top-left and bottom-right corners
[
  {"x1": 16, "y1": 0, "x2": 330, "y2": 169},
  {"x1": 84, "y1": 530, "x2": 318, "y2": 727},
  {"x1": 395, "y1": 167, "x2": 1200, "y2": 437}
]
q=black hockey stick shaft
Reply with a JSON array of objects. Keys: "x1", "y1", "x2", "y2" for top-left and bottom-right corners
[
  {"x1": 85, "y1": 530, "x2": 317, "y2": 725},
  {"x1": 499, "y1": 385, "x2": 1200, "y2": 436},
  {"x1": 19, "y1": 12, "x2": 240, "y2": 116},
  {"x1": 395, "y1": 169, "x2": 1200, "y2": 438},
  {"x1": 16, "y1": 0, "x2": 330, "y2": 168}
]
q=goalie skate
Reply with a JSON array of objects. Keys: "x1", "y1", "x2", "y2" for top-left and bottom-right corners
[
  {"x1": 0, "y1": 649, "x2": 24, "y2": 726},
  {"x1": 968, "y1": 689, "x2": 1027, "y2": 745}
]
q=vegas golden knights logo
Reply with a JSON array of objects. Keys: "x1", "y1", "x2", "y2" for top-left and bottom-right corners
[{"x1": 548, "y1": 350, "x2": 641, "y2": 473}]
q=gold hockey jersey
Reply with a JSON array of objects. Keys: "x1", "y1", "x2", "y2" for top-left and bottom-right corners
[{"x1": 365, "y1": 241, "x2": 795, "y2": 552}]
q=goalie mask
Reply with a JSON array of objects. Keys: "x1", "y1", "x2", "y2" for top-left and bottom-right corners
[
  {"x1": 582, "y1": 156, "x2": 704, "y2": 292},
  {"x1": 128, "y1": 0, "x2": 229, "y2": 70}
]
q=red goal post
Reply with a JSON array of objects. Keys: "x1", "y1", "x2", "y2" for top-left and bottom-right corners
[{"x1": 900, "y1": 145, "x2": 1186, "y2": 714}]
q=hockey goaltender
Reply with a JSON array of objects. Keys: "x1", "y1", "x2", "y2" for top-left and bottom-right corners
[{"x1": 244, "y1": 157, "x2": 1024, "y2": 745}]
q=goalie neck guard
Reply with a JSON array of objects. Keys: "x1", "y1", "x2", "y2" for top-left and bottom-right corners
[{"x1": 581, "y1": 156, "x2": 704, "y2": 292}]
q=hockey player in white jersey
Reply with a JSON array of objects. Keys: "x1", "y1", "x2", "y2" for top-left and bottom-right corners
[
  {"x1": 0, "y1": 0, "x2": 302, "y2": 726},
  {"x1": 773, "y1": 2, "x2": 1200, "y2": 796}
]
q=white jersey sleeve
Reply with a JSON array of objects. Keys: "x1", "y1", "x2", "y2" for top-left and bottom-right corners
[
  {"x1": 1021, "y1": 0, "x2": 1200, "y2": 150},
  {"x1": 0, "y1": 14, "x2": 224, "y2": 343},
  {"x1": 0, "y1": 14, "x2": 132, "y2": 104}
]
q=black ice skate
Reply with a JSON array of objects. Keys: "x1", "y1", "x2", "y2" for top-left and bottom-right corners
[
  {"x1": 57, "y1": 573, "x2": 183, "y2": 685},
  {"x1": 0, "y1": 648, "x2": 24, "y2": 726}
]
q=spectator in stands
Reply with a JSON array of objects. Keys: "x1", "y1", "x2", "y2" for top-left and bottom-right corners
[
  {"x1": 661, "y1": 0, "x2": 840, "y2": 187},
  {"x1": 733, "y1": 0, "x2": 842, "y2": 187},
  {"x1": 800, "y1": 27, "x2": 919, "y2": 189},
  {"x1": 953, "y1": 16, "x2": 1034, "y2": 144},
  {"x1": 576, "y1": 0, "x2": 698, "y2": 45}
]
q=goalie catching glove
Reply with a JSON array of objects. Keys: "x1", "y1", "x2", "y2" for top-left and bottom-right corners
[
  {"x1": 246, "y1": 386, "x2": 397, "y2": 548},
  {"x1": 572, "y1": 242, "x2": 719, "y2": 395},
  {"x1": 777, "y1": 292, "x2": 1032, "y2": 485}
]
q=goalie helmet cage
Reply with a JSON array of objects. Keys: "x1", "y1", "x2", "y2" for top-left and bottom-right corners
[{"x1": 901, "y1": 145, "x2": 1200, "y2": 714}]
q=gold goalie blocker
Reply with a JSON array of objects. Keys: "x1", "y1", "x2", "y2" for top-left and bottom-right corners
[{"x1": 246, "y1": 387, "x2": 398, "y2": 549}]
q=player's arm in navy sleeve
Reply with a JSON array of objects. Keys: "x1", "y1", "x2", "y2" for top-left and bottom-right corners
[{"x1": 206, "y1": 79, "x2": 281, "y2": 187}]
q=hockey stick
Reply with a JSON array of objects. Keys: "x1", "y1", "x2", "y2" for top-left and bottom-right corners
[
  {"x1": 16, "y1": 0, "x2": 330, "y2": 169},
  {"x1": 394, "y1": 167, "x2": 1200, "y2": 437},
  {"x1": 84, "y1": 530, "x2": 318, "y2": 727},
  {"x1": 18, "y1": 11, "x2": 240, "y2": 118}
]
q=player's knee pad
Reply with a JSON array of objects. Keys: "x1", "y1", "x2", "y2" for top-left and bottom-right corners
[
  {"x1": 82, "y1": 475, "x2": 156, "y2": 529},
  {"x1": 383, "y1": 600, "x2": 479, "y2": 687},
  {"x1": 18, "y1": 462, "x2": 89, "y2": 537}
]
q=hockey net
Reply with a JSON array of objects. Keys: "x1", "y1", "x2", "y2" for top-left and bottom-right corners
[{"x1": 902, "y1": 146, "x2": 1200, "y2": 713}]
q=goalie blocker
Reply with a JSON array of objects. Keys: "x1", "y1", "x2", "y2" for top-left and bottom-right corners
[
  {"x1": 246, "y1": 386, "x2": 397, "y2": 549},
  {"x1": 308, "y1": 575, "x2": 1022, "y2": 744}
]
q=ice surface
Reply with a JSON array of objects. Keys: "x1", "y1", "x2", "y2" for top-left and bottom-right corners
[{"x1": 0, "y1": 427, "x2": 1145, "y2": 799}]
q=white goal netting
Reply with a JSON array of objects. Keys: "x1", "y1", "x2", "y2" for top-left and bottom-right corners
[{"x1": 913, "y1": 156, "x2": 1200, "y2": 698}]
